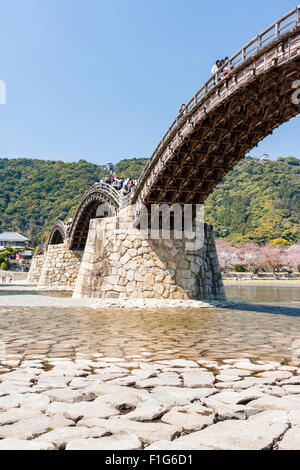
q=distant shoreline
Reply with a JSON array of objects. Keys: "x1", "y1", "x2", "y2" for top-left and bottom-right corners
[{"x1": 224, "y1": 280, "x2": 300, "y2": 287}]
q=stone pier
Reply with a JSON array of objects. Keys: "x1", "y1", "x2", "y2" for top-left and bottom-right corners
[
  {"x1": 73, "y1": 208, "x2": 225, "y2": 301},
  {"x1": 28, "y1": 241, "x2": 82, "y2": 289},
  {"x1": 28, "y1": 207, "x2": 225, "y2": 301}
]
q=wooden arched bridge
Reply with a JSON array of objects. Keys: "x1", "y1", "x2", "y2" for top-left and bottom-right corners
[
  {"x1": 49, "y1": 183, "x2": 131, "y2": 250},
  {"x1": 132, "y1": 7, "x2": 300, "y2": 212},
  {"x1": 49, "y1": 7, "x2": 300, "y2": 249}
]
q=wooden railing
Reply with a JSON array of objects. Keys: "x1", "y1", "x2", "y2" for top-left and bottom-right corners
[
  {"x1": 88, "y1": 182, "x2": 133, "y2": 208},
  {"x1": 136, "y1": 6, "x2": 300, "y2": 192}
]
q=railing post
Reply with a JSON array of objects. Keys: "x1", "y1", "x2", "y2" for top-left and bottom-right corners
[
  {"x1": 242, "y1": 48, "x2": 246, "y2": 61},
  {"x1": 275, "y1": 22, "x2": 279, "y2": 38},
  {"x1": 297, "y1": 5, "x2": 300, "y2": 26}
]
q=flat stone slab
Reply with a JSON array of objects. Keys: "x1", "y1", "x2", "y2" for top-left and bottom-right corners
[
  {"x1": 157, "y1": 360, "x2": 199, "y2": 368},
  {"x1": 66, "y1": 434, "x2": 142, "y2": 450},
  {"x1": 248, "y1": 396, "x2": 300, "y2": 412},
  {"x1": 282, "y1": 385, "x2": 300, "y2": 394},
  {"x1": 0, "y1": 415, "x2": 73, "y2": 440},
  {"x1": 36, "y1": 426, "x2": 110, "y2": 449},
  {"x1": 277, "y1": 425, "x2": 300, "y2": 450},
  {"x1": 181, "y1": 371, "x2": 215, "y2": 388},
  {"x1": 216, "y1": 375, "x2": 241, "y2": 382},
  {"x1": 0, "y1": 407, "x2": 42, "y2": 425},
  {"x1": 37, "y1": 376, "x2": 73, "y2": 389},
  {"x1": 150, "y1": 386, "x2": 217, "y2": 407},
  {"x1": 124, "y1": 402, "x2": 167, "y2": 422},
  {"x1": 170, "y1": 420, "x2": 288, "y2": 450},
  {"x1": 136, "y1": 372, "x2": 182, "y2": 388},
  {"x1": 258, "y1": 371, "x2": 293, "y2": 381},
  {"x1": 77, "y1": 417, "x2": 182, "y2": 445},
  {"x1": 46, "y1": 400, "x2": 119, "y2": 420},
  {"x1": 0, "y1": 438, "x2": 55, "y2": 450},
  {"x1": 43, "y1": 389, "x2": 95, "y2": 403},
  {"x1": 162, "y1": 409, "x2": 214, "y2": 431},
  {"x1": 96, "y1": 388, "x2": 149, "y2": 409},
  {"x1": 67, "y1": 401, "x2": 119, "y2": 421},
  {"x1": 203, "y1": 397, "x2": 258, "y2": 420},
  {"x1": 208, "y1": 387, "x2": 266, "y2": 406},
  {"x1": 233, "y1": 361, "x2": 277, "y2": 372},
  {"x1": 248, "y1": 410, "x2": 300, "y2": 426},
  {"x1": 279, "y1": 377, "x2": 300, "y2": 386}
]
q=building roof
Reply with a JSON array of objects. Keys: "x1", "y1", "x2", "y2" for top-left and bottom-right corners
[{"x1": 0, "y1": 232, "x2": 29, "y2": 242}]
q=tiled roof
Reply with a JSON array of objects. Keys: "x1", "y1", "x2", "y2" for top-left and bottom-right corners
[{"x1": 0, "y1": 232, "x2": 29, "y2": 242}]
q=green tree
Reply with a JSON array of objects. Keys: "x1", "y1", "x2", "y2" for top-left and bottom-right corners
[{"x1": 1, "y1": 261, "x2": 8, "y2": 271}]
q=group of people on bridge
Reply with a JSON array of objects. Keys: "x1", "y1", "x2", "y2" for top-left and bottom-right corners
[
  {"x1": 211, "y1": 57, "x2": 234, "y2": 82},
  {"x1": 100, "y1": 176, "x2": 138, "y2": 196}
]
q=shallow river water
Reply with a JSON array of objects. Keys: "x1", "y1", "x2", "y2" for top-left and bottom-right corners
[{"x1": 0, "y1": 286, "x2": 299, "y2": 365}]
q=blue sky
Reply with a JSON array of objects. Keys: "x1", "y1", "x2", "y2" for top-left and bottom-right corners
[{"x1": 0, "y1": 0, "x2": 299, "y2": 164}]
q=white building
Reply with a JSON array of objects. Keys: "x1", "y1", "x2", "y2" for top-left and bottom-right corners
[{"x1": 0, "y1": 232, "x2": 30, "y2": 248}]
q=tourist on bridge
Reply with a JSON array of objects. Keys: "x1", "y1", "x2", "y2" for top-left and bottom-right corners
[
  {"x1": 179, "y1": 103, "x2": 187, "y2": 113},
  {"x1": 211, "y1": 60, "x2": 222, "y2": 83},
  {"x1": 179, "y1": 104, "x2": 187, "y2": 118},
  {"x1": 221, "y1": 57, "x2": 234, "y2": 78},
  {"x1": 65, "y1": 218, "x2": 73, "y2": 233}
]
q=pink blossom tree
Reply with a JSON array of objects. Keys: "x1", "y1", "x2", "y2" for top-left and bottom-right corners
[
  {"x1": 215, "y1": 240, "x2": 241, "y2": 273},
  {"x1": 238, "y1": 243, "x2": 262, "y2": 274},
  {"x1": 260, "y1": 246, "x2": 284, "y2": 274},
  {"x1": 283, "y1": 245, "x2": 300, "y2": 273}
]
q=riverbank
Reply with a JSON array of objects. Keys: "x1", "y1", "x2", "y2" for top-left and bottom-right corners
[
  {"x1": 224, "y1": 279, "x2": 300, "y2": 287},
  {"x1": 0, "y1": 292, "x2": 229, "y2": 310}
]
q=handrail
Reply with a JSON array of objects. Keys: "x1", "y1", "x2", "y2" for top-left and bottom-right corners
[
  {"x1": 88, "y1": 182, "x2": 134, "y2": 208},
  {"x1": 134, "y1": 6, "x2": 300, "y2": 196}
]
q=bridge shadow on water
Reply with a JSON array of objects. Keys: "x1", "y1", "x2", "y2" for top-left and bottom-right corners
[{"x1": 225, "y1": 301, "x2": 300, "y2": 318}]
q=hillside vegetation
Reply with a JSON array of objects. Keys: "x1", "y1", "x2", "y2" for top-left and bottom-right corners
[
  {"x1": 205, "y1": 156, "x2": 300, "y2": 244},
  {"x1": 0, "y1": 158, "x2": 109, "y2": 245},
  {"x1": 0, "y1": 156, "x2": 299, "y2": 246}
]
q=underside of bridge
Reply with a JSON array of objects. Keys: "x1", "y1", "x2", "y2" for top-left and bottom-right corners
[
  {"x1": 48, "y1": 227, "x2": 65, "y2": 245},
  {"x1": 133, "y1": 27, "x2": 300, "y2": 209},
  {"x1": 142, "y1": 61, "x2": 300, "y2": 206},
  {"x1": 48, "y1": 220, "x2": 67, "y2": 246},
  {"x1": 69, "y1": 192, "x2": 119, "y2": 251}
]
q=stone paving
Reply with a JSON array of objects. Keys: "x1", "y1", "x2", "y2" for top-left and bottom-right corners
[{"x1": 0, "y1": 354, "x2": 300, "y2": 450}]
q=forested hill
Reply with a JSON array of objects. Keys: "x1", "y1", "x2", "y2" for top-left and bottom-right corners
[
  {"x1": 0, "y1": 156, "x2": 299, "y2": 246},
  {"x1": 205, "y1": 156, "x2": 300, "y2": 244}
]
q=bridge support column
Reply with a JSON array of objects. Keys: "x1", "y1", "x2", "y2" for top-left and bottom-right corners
[
  {"x1": 73, "y1": 207, "x2": 226, "y2": 301},
  {"x1": 27, "y1": 252, "x2": 46, "y2": 285},
  {"x1": 27, "y1": 240, "x2": 83, "y2": 289}
]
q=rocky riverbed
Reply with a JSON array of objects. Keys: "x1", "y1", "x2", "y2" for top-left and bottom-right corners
[{"x1": 0, "y1": 354, "x2": 300, "y2": 450}]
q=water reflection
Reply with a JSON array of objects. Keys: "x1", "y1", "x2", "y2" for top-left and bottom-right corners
[
  {"x1": 0, "y1": 292, "x2": 300, "y2": 364},
  {"x1": 226, "y1": 285, "x2": 300, "y2": 302}
]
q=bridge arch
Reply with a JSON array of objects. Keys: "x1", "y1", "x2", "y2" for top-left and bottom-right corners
[
  {"x1": 69, "y1": 183, "x2": 123, "y2": 251},
  {"x1": 132, "y1": 8, "x2": 300, "y2": 212},
  {"x1": 48, "y1": 220, "x2": 67, "y2": 246}
]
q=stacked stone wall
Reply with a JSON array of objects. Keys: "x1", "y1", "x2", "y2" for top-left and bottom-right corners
[
  {"x1": 28, "y1": 241, "x2": 82, "y2": 288},
  {"x1": 73, "y1": 208, "x2": 226, "y2": 301},
  {"x1": 27, "y1": 254, "x2": 46, "y2": 285}
]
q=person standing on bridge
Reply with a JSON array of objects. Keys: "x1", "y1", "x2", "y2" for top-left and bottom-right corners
[
  {"x1": 211, "y1": 60, "x2": 222, "y2": 83},
  {"x1": 179, "y1": 104, "x2": 187, "y2": 118}
]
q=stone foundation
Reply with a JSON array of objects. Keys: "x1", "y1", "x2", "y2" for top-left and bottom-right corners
[
  {"x1": 27, "y1": 254, "x2": 46, "y2": 285},
  {"x1": 28, "y1": 241, "x2": 82, "y2": 288},
  {"x1": 73, "y1": 208, "x2": 225, "y2": 301}
]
